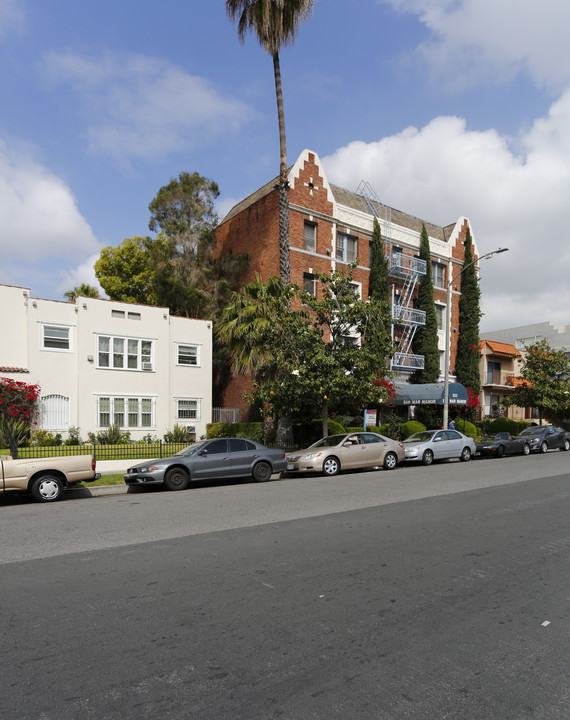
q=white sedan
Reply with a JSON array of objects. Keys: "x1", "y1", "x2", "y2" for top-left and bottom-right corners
[{"x1": 402, "y1": 429, "x2": 476, "y2": 465}]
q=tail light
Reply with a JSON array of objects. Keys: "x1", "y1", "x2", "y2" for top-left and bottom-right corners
[{"x1": 92, "y1": 458, "x2": 96, "y2": 471}]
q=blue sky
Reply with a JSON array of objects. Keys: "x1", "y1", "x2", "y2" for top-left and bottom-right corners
[{"x1": 1, "y1": 0, "x2": 569, "y2": 332}]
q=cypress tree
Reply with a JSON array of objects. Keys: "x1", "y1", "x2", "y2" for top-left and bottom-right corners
[
  {"x1": 454, "y1": 227, "x2": 481, "y2": 395},
  {"x1": 410, "y1": 224, "x2": 440, "y2": 384},
  {"x1": 368, "y1": 217, "x2": 389, "y2": 303}
]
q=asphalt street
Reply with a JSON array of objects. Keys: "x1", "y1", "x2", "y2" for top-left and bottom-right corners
[{"x1": 1, "y1": 453, "x2": 569, "y2": 719}]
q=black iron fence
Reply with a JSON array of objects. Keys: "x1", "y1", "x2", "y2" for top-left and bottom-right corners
[
  {"x1": 13, "y1": 442, "x2": 191, "y2": 461},
  {"x1": 12, "y1": 440, "x2": 300, "y2": 461}
]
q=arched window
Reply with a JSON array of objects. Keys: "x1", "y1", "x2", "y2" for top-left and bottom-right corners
[{"x1": 39, "y1": 395, "x2": 70, "y2": 431}]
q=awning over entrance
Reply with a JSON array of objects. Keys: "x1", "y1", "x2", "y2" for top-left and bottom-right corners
[{"x1": 393, "y1": 383, "x2": 468, "y2": 406}]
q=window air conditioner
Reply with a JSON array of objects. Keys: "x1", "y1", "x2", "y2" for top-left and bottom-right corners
[{"x1": 142, "y1": 362, "x2": 153, "y2": 371}]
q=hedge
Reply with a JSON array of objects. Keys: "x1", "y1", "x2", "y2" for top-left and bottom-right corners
[
  {"x1": 400, "y1": 421, "x2": 426, "y2": 439},
  {"x1": 206, "y1": 422, "x2": 264, "y2": 443}
]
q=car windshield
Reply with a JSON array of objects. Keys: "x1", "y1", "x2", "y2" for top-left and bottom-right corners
[
  {"x1": 310, "y1": 435, "x2": 346, "y2": 448},
  {"x1": 174, "y1": 441, "x2": 209, "y2": 457},
  {"x1": 519, "y1": 428, "x2": 543, "y2": 436},
  {"x1": 483, "y1": 434, "x2": 504, "y2": 441},
  {"x1": 404, "y1": 431, "x2": 436, "y2": 442}
]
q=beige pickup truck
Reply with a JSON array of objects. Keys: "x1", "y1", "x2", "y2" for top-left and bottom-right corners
[{"x1": 0, "y1": 454, "x2": 100, "y2": 502}]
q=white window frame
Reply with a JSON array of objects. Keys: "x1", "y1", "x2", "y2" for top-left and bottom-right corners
[
  {"x1": 177, "y1": 344, "x2": 200, "y2": 367},
  {"x1": 97, "y1": 395, "x2": 155, "y2": 429},
  {"x1": 435, "y1": 303, "x2": 445, "y2": 332},
  {"x1": 176, "y1": 398, "x2": 201, "y2": 421},
  {"x1": 303, "y1": 272, "x2": 316, "y2": 296},
  {"x1": 304, "y1": 221, "x2": 317, "y2": 252},
  {"x1": 348, "y1": 281, "x2": 362, "y2": 299},
  {"x1": 432, "y1": 261, "x2": 446, "y2": 289},
  {"x1": 97, "y1": 335, "x2": 153, "y2": 371},
  {"x1": 42, "y1": 324, "x2": 72, "y2": 352},
  {"x1": 336, "y1": 232, "x2": 358, "y2": 263}
]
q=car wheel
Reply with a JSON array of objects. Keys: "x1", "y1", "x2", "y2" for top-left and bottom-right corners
[
  {"x1": 164, "y1": 467, "x2": 190, "y2": 491},
  {"x1": 252, "y1": 461, "x2": 272, "y2": 482},
  {"x1": 31, "y1": 474, "x2": 64, "y2": 502},
  {"x1": 322, "y1": 456, "x2": 340, "y2": 476},
  {"x1": 496, "y1": 445, "x2": 505, "y2": 458},
  {"x1": 522, "y1": 443, "x2": 530, "y2": 455},
  {"x1": 562, "y1": 439, "x2": 570, "y2": 451},
  {"x1": 422, "y1": 450, "x2": 434, "y2": 466},
  {"x1": 460, "y1": 447, "x2": 472, "y2": 462},
  {"x1": 540, "y1": 441, "x2": 548, "y2": 454},
  {"x1": 383, "y1": 452, "x2": 398, "y2": 470}
]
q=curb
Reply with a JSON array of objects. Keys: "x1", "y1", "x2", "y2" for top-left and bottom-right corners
[{"x1": 67, "y1": 484, "x2": 129, "y2": 498}]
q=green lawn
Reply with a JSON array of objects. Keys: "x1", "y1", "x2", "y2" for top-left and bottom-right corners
[{"x1": 87, "y1": 474, "x2": 125, "y2": 487}]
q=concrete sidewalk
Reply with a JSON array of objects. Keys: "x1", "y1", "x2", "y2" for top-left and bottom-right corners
[{"x1": 96, "y1": 459, "x2": 136, "y2": 475}]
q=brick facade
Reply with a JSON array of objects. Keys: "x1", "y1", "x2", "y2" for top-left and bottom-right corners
[{"x1": 215, "y1": 149, "x2": 478, "y2": 418}]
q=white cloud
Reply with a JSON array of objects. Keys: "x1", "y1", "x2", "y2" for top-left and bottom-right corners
[
  {"x1": 0, "y1": 0, "x2": 25, "y2": 39},
  {"x1": 380, "y1": 0, "x2": 570, "y2": 92},
  {"x1": 56, "y1": 254, "x2": 106, "y2": 299},
  {"x1": 0, "y1": 138, "x2": 99, "y2": 293},
  {"x1": 323, "y1": 89, "x2": 570, "y2": 331},
  {"x1": 42, "y1": 51, "x2": 254, "y2": 161},
  {"x1": 0, "y1": 139, "x2": 98, "y2": 257}
]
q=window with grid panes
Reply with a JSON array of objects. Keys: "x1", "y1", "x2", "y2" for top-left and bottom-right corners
[
  {"x1": 98, "y1": 396, "x2": 154, "y2": 428},
  {"x1": 98, "y1": 335, "x2": 153, "y2": 370}
]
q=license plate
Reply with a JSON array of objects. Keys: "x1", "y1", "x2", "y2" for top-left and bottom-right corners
[{"x1": 287, "y1": 463, "x2": 294, "y2": 470}]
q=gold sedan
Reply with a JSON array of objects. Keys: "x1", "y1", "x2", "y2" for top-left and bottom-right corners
[{"x1": 286, "y1": 432, "x2": 405, "y2": 476}]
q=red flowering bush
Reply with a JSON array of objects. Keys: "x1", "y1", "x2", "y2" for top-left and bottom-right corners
[
  {"x1": 466, "y1": 386, "x2": 480, "y2": 409},
  {"x1": 0, "y1": 377, "x2": 41, "y2": 424}
]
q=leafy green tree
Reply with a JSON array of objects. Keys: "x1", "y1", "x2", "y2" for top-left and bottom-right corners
[
  {"x1": 410, "y1": 224, "x2": 440, "y2": 384},
  {"x1": 454, "y1": 227, "x2": 481, "y2": 397},
  {"x1": 226, "y1": 0, "x2": 314, "y2": 283},
  {"x1": 218, "y1": 267, "x2": 394, "y2": 442},
  {"x1": 147, "y1": 172, "x2": 247, "y2": 319},
  {"x1": 95, "y1": 172, "x2": 247, "y2": 318},
  {"x1": 94, "y1": 235, "x2": 157, "y2": 305},
  {"x1": 502, "y1": 339, "x2": 570, "y2": 424},
  {"x1": 148, "y1": 171, "x2": 219, "y2": 250},
  {"x1": 63, "y1": 284, "x2": 100, "y2": 302}
]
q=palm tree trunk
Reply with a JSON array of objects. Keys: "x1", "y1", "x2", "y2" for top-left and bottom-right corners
[{"x1": 273, "y1": 51, "x2": 290, "y2": 284}]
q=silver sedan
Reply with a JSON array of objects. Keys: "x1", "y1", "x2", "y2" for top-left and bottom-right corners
[{"x1": 403, "y1": 429, "x2": 476, "y2": 465}]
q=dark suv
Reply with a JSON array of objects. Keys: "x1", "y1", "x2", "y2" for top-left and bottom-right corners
[{"x1": 515, "y1": 425, "x2": 570, "y2": 453}]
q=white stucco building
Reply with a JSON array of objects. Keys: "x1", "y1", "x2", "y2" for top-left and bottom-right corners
[{"x1": 0, "y1": 284, "x2": 212, "y2": 441}]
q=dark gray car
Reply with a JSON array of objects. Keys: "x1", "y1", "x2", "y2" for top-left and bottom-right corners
[
  {"x1": 514, "y1": 425, "x2": 570, "y2": 453},
  {"x1": 125, "y1": 438, "x2": 287, "y2": 491},
  {"x1": 476, "y1": 432, "x2": 530, "y2": 458}
]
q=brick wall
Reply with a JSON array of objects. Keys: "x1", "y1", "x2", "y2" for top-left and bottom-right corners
[{"x1": 214, "y1": 158, "x2": 471, "y2": 416}]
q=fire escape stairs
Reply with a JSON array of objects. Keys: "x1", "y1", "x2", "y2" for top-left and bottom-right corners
[{"x1": 356, "y1": 181, "x2": 427, "y2": 372}]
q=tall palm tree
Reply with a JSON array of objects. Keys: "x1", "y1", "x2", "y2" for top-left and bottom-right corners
[{"x1": 226, "y1": 0, "x2": 314, "y2": 284}]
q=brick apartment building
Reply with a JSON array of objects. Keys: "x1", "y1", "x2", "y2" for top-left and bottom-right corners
[{"x1": 215, "y1": 149, "x2": 478, "y2": 417}]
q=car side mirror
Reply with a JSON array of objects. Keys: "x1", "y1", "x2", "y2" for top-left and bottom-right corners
[{"x1": 198, "y1": 450, "x2": 208, "y2": 456}]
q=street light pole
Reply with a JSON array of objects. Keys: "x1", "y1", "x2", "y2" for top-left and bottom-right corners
[{"x1": 442, "y1": 247, "x2": 509, "y2": 429}]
